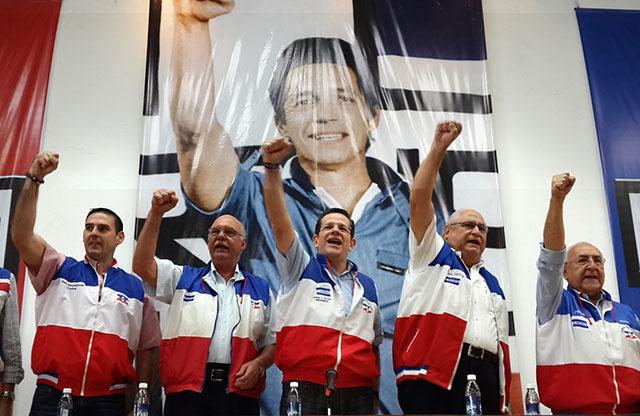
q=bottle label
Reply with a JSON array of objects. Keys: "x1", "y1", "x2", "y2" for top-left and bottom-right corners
[
  {"x1": 134, "y1": 403, "x2": 150, "y2": 416},
  {"x1": 465, "y1": 396, "x2": 482, "y2": 415},
  {"x1": 287, "y1": 402, "x2": 301, "y2": 416},
  {"x1": 525, "y1": 403, "x2": 540, "y2": 415}
]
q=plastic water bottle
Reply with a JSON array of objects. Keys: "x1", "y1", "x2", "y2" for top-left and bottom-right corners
[
  {"x1": 465, "y1": 374, "x2": 482, "y2": 415},
  {"x1": 58, "y1": 388, "x2": 73, "y2": 416},
  {"x1": 286, "y1": 381, "x2": 302, "y2": 416},
  {"x1": 525, "y1": 383, "x2": 540, "y2": 415},
  {"x1": 133, "y1": 382, "x2": 150, "y2": 416}
]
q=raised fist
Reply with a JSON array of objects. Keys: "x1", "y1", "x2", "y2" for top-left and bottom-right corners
[
  {"x1": 29, "y1": 152, "x2": 59, "y2": 181},
  {"x1": 551, "y1": 173, "x2": 576, "y2": 200},
  {"x1": 262, "y1": 137, "x2": 294, "y2": 166},
  {"x1": 173, "y1": 0, "x2": 234, "y2": 23},
  {"x1": 432, "y1": 120, "x2": 463, "y2": 150},
  {"x1": 151, "y1": 189, "x2": 179, "y2": 214}
]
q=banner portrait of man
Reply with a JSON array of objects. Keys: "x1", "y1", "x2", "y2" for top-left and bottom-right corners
[{"x1": 137, "y1": 0, "x2": 517, "y2": 413}]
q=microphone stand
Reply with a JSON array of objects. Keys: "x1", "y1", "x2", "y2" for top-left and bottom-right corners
[{"x1": 325, "y1": 369, "x2": 338, "y2": 416}]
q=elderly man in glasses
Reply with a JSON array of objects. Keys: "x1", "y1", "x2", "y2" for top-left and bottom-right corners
[
  {"x1": 394, "y1": 121, "x2": 511, "y2": 414},
  {"x1": 133, "y1": 189, "x2": 276, "y2": 416},
  {"x1": 536, "y1": 173, "x2": 640, "y2": 414}
]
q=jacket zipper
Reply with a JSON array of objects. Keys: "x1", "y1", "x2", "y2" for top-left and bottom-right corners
[{"x1": 80, "y1": 269, "x2": 106, "y2": 395}]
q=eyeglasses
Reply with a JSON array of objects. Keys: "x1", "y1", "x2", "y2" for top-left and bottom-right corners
[
  {"x1": 319, "y1": 222, "x2": 352, "y2": 235},
  {"x1": 448, "y1": 221, "x2": 488, "y2": 233},
  {"x1": 569, "y1": 255, "x2": 605, "y2": 267},
  {"x1": 208, "y1": 227, "x2": 244, "y2": 239}
]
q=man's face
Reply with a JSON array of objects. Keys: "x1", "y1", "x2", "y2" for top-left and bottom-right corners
[
  {"x1": 207, "y1": 215, "x2": 247, "y2": 266},
  {"x1": 83, "y1": 212, "x2": 124, "y2": 262},
  {"x1": 564, "y1": 243, "x2": 605, "y2": 298},
  {"x1": 276, "y1": 63, "x2": 379, "y2": 167},
  {"x1": 443, "y1": 209, "x2": 487, "y2": 267},
  {"x1": 312, "y1": 212, "x2": 356, "y2": 262}
]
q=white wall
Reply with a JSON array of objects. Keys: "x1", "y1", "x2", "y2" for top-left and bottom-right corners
[{"x1": 14, "y1": 0, "x2": 640, "y2": 413}]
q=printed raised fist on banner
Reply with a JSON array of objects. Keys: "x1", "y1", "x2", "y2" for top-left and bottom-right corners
[{"x1": 173, "y1": 0, "x2": 234, "y2": 23}]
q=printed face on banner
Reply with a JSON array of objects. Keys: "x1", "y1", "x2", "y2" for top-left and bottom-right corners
[{"x1": 276, "y1": 63, "x2": 379, "y2": 168}]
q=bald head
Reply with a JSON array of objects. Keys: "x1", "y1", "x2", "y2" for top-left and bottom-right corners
[{"x1": 446, "y1": 209, "x2": 485, "y2": 228}]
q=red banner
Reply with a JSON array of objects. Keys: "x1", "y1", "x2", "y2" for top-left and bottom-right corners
[{"x1": 0, "y1": 0, "x2": 61, "y2": 308}]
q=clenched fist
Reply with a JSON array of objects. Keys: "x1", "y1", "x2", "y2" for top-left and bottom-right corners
[
  {"x1": 262, "y1": 137, "x2": 294, "y2": 166},
  {"x1": 28, "y1": 152, "x2": 59, "y2": 181},
  {"x1": 151, "y1": 189, "x2": 179, "y2": 214},
  {"x1": 174, "y1": 0, "x2": 234, "y2": 23},
  {"x1": 432, "y1": 120, "x2": 463, "y2": 151},
  {"x1": 551, "y1": 173, "x2": 576, "y2": 201}
]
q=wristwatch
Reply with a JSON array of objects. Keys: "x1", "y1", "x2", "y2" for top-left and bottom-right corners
[{"x1": 1, "y1": 390, "x2": 14, "y2": 400}]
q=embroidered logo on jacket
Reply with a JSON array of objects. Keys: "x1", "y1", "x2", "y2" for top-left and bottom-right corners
[
  {"x1": 444, "y1": 269, "x2": 465, "y2": 286},
  {"x1": 183, "y1": 294, "x2": 195, "y2": 303},
  {"x1": 622, "y1": 326, "x2": 639, "y2": 342},
  {"x1": 362, "y1": 299, "x2": 373, "y2": 314},
  {"x1": 116, "y1": 293, "x2": 129, "y2": 305},
  {"x1": 571, "y1": 314, "x2": 590, "y2": 329},
  {"x1": 251, "y1": 299, "x2": 262, "y2": 309},
  {"x1": 314, "y1": 284, "x2": 332, "y2": 303}
]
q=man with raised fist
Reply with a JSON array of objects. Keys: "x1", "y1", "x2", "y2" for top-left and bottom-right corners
[
  {"x1": 133, "y1": 189, "x2": 275, "y2": 416},
  {"x1": 536, "y1": 173, "x2": 640, "y2": 414},
  {"x1": 11, "y1": 152, "x2": 161, "y2": 415},
  {"x1": 394, "y1": 121, "x2": 511, "y2": 415}
]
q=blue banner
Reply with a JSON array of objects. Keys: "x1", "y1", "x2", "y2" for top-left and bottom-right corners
[{"x1": 577, "y1": 8, "x2": 640, "y2": 314}]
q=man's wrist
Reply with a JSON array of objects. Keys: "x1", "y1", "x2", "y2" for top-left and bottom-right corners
[
  {"x1": 1, "y1": 390, "x2": 14, "y2": 401},
  {"x1": 263, "y1": 162, "x2": 280, "y2": 171},
  {"x1": 26, "y1": 172, "x2": 44, "y2": 184}
]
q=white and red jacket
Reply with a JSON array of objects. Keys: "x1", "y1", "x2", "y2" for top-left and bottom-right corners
[
  {"x1": 155, "y1": 262, "x2": 273, "y2": 399},
  {"x1": 31, "y1": 255, "x2": 151, "y2": 396},
  {"x1": 536, "y1": 246, "x2": 640, "y2": 414},
  {"x1": 394, "y1": 219, "x2": 511, "y2": 413},
  {"x1": 275, "y1": 253, "x2": 380, "y2": 388}
]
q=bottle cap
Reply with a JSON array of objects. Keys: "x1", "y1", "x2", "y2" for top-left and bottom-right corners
[
  {"x1": 290, "y1": 381, "x2": 298, "y2": 388},
  {"x1": 526, "y1": 383, "x2": 536, "y2": 389},
  {"x1": 62, "y1": 388, "x2": 72, "y2": 394},
  {"x1": 467, "y1": 374, "x2": 476, "y2": 381},
  {"x1": 138, "y1": 382, "x2": 148, "y2": 389}
]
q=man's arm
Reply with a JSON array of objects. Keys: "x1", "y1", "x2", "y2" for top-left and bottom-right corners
[
  {"x1": 410, "y1": 121, "x2": 462, "y2": 243},
  {"x1": 135, "y1": 297, "x2": 162, "y2": 383},
  {"x1": 262, "y1": 138, "x2": 296, "y2": 254},
  {"x1": 543, "y1": 173, "x2": 575, "y2": 251},
  {"x1": 11, "y1": 152, "x2": 59, "y2": 274},
  {"x1": 537, "y1": 173, "x2": 575, "y2": 324},
  {"x1": 132, "y1": 189, "x2": 179, "y2": 288},
  {"x1": 170, "y1": 0, "x2": 238, "y2": 211}
]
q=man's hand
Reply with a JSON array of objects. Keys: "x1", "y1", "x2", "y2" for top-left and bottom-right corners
[
  {"x1": 173, "y1": 0, "x2": 234, "y2": 23},
  {"x1": 551, "y1": 173, "x2": 576, "y2": 201},
  {"x1": 28, "y1": 152, "x2": 59, "y2": 181},
  {"x1": 262, "y1": 137, "x2": 294, "y2": 166},
  {"x1": 234, "y1": 359, "x2": 264, "y2": 390},
  {"x1": 151, "y1": 189, "x2": 179, "y2": 215},
  {"x1": 432, "y1": 120, "x2": 463, "y2": 150}
]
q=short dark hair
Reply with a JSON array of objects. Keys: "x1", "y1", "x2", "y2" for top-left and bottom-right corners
[
  {"x1": 315, "y1": 207, "x2": 355, "y2": 237},
  {"x1": 268, "y1": 37, "x2": 379, "y2": 125},
  {"x1": 86, "y1": 208, "x2": 123, "y2": 233}
]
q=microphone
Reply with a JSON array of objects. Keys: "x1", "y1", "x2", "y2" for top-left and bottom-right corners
[{"x1": 325, "y1": 369, "x2": 338, "y2": 397}]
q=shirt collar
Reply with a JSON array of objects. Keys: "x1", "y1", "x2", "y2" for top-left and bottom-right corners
[
  {"x1": 289, "y1": 156, "x2": 406, "y2": 196},
  {"x1": 84, "y1": 255, "x2": 117, "y2": 272},
  {"x1": 209, "y1": 263, "x2": 243, "y2": 284},
  {"x1": 569, "y1": 286, "x2": 611, "y2": 304}
]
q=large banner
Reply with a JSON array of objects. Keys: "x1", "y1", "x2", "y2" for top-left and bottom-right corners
[
  {"x1": 139, "y1": 0, "x2": 520, "y2": 413},
  {"x1": 0, "y1": 0, "x2": 61, "y2": 310},
  {"x1": 577, "y1": 8, "x2": 640, "y2": 316}
]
